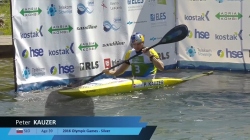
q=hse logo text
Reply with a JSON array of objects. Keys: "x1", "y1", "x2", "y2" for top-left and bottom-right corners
[
  {"x1": 217, "y1": 48, "x2": 243, "y2": 58},
  {"x1": 188, "y1": 29, "x2": 210, "y2": 39},
  {"x1": 50, "y1": 64, "x2": 74, "y2": 75},
  {"x1": 22, "y1": 47, "x2": 43, "y2": 58}
]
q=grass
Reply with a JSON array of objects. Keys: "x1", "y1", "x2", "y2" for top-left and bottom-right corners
[{"x1": 0, "y1": 1, "x2": 12, "y2": 35}]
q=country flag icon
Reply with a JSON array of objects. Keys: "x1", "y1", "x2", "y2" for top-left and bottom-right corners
[{"x1": 16, "y1": 128, "x2": 23, "y2": 134}]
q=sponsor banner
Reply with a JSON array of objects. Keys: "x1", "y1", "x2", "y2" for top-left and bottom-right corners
[
  {"x1": 242, "y1": 1, "x2": 250, "y2": 50},
  {"x1": 176, "y1": 0, "x2": 245, "y2": 70},
  {"x1": 12, "y1": 0, "x2": 174, "y2": 91}
]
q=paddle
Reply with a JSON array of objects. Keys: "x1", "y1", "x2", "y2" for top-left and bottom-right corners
[{"x1": 69, "y1": 24, "x2": 188, "y2": 87}]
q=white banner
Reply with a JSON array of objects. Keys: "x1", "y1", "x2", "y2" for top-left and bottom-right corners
[
  {"x1": 12, "y1": 0, "x2": 175, "y2": 92},
  {"x1": 241, "y1": 0, "x2": 250, "y2": 71},
  {"x1": 176, "y1": 0, "x2": 245, "y2": 70}
]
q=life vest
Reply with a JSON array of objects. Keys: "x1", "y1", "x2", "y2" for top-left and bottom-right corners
[{"x1": 124, "y1": 48, "x2": 160, "y2": 78}]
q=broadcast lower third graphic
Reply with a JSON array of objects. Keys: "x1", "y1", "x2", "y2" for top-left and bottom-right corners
[{"x1": 16, "y1": 128, "x2": 23, "y2": 134}]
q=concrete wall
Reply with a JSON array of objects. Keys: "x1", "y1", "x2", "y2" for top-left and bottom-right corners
[{"x1": 0, "y1": 35, "x2": 14, "y2": 58}]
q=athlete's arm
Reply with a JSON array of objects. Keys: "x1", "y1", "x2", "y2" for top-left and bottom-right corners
[
  {"x1": 142, "y1": 48, "x2": 164, "y2": 71},
  {"x1": 150, "y1": 56, "x2": 164, "y2": 71},
  {"x1": 103, "y1": 63, "x2": 130, "y2": 76},
  {"x1": 103, "y1": 51, "x2": 131, "y2": 76}
]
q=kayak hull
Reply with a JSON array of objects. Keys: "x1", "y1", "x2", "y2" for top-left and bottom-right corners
[
  {"x1": 58, "y1": 71, "x2": 213, "y2": 98},
  {"x1": 59, "y1": 78, "x2": 184, "y2": 97}
]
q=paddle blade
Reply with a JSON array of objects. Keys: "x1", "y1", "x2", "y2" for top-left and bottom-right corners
[{"x1": 159, "y1": 24, "x2": 188, "y2": 44}]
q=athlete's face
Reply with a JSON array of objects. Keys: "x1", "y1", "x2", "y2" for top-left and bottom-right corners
[{"x1": 132, "y1": 42, "x2": 144, "y2": 51}]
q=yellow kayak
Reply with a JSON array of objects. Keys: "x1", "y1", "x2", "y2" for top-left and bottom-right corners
[{"x1": 58, "y1": 71, "x2": 213, "y2": 98}]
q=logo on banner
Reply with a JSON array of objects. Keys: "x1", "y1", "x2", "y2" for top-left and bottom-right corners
[
  {"x1": 110, "y1": 0, "x2": 122, "y2": 10},
  {"x1": 48, "y1": 25, "x2": 73, "y2": 34},
  {"x1": 185, "y1": 11, "x2": 210, "y2": 21},
  {"x1": 150, "y1": 12, "x2": 167, "y2": 27},
  {"x1": 217, "y1": 50, "x2": 225, "y2": 58},
  {"x1": 216, "y1": 0, "x2": 224, "y2": 2},
  {"x1": 127, "y1": 20, "x2": 147, "y2": 25},
  {"x1": 186, "y1": 46, "x2": 196, "y2": 57},
  {"x1": 127, "y1": 0, "x2": 144, "y2": 11},
  {"x1": 77, "y1": 25, "x2": 97, "y2": 30},
  {"x1": 215, "y1": 12, "x2": 242, "y2": 20},
  {"x1": 103, "y1": 18, "x2": 121, "y2": 32},
  {"x1": 50, "y1": 64, "x2": 74, "y2": 75},
  {"x1": 216, "y1": 0, "x2": 243, "y2": 3},
  {"x1": 22, "y1": 67, "x2": 46, "y2": 77},
  {"x1": 215, "y1": 30, "x2": 243, "y2": 40},
  {"x1": 103, "y1": 41, "x2": 125, "y2": 47},
  {"x1": 187, "y1": 46, "x2": 212, "y2": 57},
  {"x1": 20, "y1": 26, "x2": 43, "y2": 39},
  {"x1": 188, "y1": 29, "x2": 210, "y2": 39},
  {"x1": 104, "y1": 58, "x2": 111, "y2": 69},
  {"x1": 20, "y1": 7, "x2": 42, "y2": 16},
  {"x1": 101, "y1": 0, "x2": 108, "y2": 9},
  {"x1": 148, "y1": 0, "x2": 166, "y2": 7},
  {"x1": 104, "y1": 58, "x2": 122, "y2": 69},
  {"x1": 31, "y1": 68, "x2": 46, "y2": 76},
  {"x1": 22, "y1": 67, "x2": 30, "y2": 79},
  {"x1": 189, "y1": 0, "x2": 207, "y2": 1},
  {"x1": 47, "y1": 4, "x2": 72, "y2": 15},
  {"x1": 157, "y1": 0, "x2": 167, "y2": 5},
  {"x1": 47, "y1": 4, "x2": 57, "y2": 16},
  {"x1": 150, "y1": 37, "x2": 162, "y2": 41},
  {"x1": 80, "y1": 61, "x2": 99, "y2": 71},
  {"x1": 150, "y1": 12, "x2": 166, "y2": 21},
  {"x1": 77, "y1": 1, "x2": 94, "y2": 15},
  {"x1": 78, "y1": 42, "x2": 98, "y2": 51},
  {"x1": 158, "y1": 52, "x2": 169, "y2": 60},
  {"x1": 217, "y1": 49, "x2": 243, "y2": 58},
  {"x1": 49, "y1": 43, "x2": 74, "y2": 56},
  {"x1": 22, "y1": 47, "x2": 44, "y2": 58}
]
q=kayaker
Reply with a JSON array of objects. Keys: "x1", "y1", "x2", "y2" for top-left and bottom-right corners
[{"x1": 102, "y1": 32, "x2": 164, "y2": 79}]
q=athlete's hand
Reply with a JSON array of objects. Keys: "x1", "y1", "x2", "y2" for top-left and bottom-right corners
[
  {"x1": 142, "y1": 47, "x2": 151, "y2": 57},
  {"x1": 103, "y1": 69, "x2": 110, "y2": 74},
  {"x1": 103, "y1": 69, "x2": 113, "y2": 75}
]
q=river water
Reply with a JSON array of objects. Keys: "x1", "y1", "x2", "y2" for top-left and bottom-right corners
[{"x1": 1, "y1": 58, "x2": 250, "y2": 140}]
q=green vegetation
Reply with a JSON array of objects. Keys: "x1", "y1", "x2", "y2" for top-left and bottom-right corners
[{"x1": 0, "y1": 1, "x2": 12, "y2": 35}]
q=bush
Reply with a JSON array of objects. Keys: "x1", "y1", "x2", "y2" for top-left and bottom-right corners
[{"x1": 0, "y1": 1, "x2": 12, "y2": 35}]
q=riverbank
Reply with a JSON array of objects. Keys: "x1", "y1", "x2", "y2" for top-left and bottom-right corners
[{"x1": 0, "y1": 35, "x2": 14, "y2": 58}]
